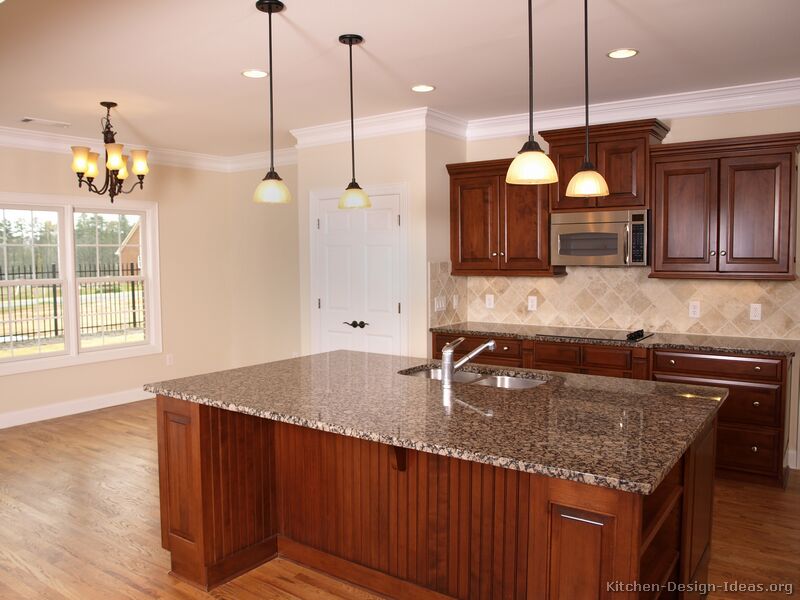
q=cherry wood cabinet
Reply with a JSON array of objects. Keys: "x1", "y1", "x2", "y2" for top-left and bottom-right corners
[
  {"x1": 448, "y1": 159, "x2": 565, "y2": 276},
  {"x1": 540, "y1": 119, "x2": 669, "y2": 212},
  {"x1": 652, "y1": 349, "x2": 791, "y2": 487},
  {"x1": 650, "y1": 133, "x2": 800, "y2": 280}
]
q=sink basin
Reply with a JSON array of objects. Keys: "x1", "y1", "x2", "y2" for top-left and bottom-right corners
[
  {"x1": 407, "y1": 368, "x2": 485, "y2": 384},
  {"x1": 471, "y1": 375, "x2": 546, "y2": 390}
]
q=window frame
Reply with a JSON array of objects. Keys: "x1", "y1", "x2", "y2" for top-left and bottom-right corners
[{"x1": 0, "y1": 192, "x2": 162, "y2": 376}]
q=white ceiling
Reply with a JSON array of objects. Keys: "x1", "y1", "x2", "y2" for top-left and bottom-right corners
[{"x1": 1, "y1": 0, "x2": 799, "y2": 155}]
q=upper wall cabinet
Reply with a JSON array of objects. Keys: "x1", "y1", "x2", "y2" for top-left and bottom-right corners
[
  {"x1": 540, "y1": 119, "x2": 670, "y2": 212},
  {"x1": 650, "y1": 133, "x2": 800, "y2": 280},
  {"x1": 447, "y1": 159, "x2": 566, "y2": 277}
]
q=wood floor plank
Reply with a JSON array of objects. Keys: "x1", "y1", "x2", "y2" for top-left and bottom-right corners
[{"x1": 0, "y1": 398, "x2": 797, "y2": 599}]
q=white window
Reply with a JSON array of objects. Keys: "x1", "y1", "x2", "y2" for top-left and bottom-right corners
[{"x1": 0, "y1": 193, "x2": 161, "y2": 375}]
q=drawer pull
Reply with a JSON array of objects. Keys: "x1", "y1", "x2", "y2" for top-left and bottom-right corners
[
  {"x1": 754, "y1": 366, "x2": 761, "y2": 372},
  {"x1": 669, "y1": 359, "x2": 676, "y2": 365},
  {"x1": 753, "y1": 401, "x2": 760, "y2": 407},
  {"x1": 502, "y1": 346, "x2": 509, "y2": 351},
  {"x1": 751, "y1": 445, "x2": 759, "y2": 453}
]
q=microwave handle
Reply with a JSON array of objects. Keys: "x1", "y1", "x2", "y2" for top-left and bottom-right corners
[{"x1": 624, "y1": 225, "x2": 630, "y2": 265}]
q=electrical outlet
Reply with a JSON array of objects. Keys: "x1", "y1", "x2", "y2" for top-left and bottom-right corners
[
  {"x1": 688, "y1": 301, "x2": 701, "y2": 319},
  {"x1": 485, "y1": 294, "x2": 495, "y2": 309},
  {"x1": 165, "y1": 353, "x2": 174, "y2": 366},
  {"x1": 452, "y1": 295, "x2": 459, "y2": 309},
  {"x1": 434, "y1": 296, "x2": 446, "y2": 312},
  {"x1": 527, "y1": 295, "x2": 538, "y2": 311},
  {"x1": 750, "y1": 303, "x2": 762, "y2": 321}
]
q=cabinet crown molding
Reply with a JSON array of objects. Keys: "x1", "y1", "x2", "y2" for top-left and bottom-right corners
[
  {"x1": 651, "y1": 131, "x2": 800, "y2": 158},
  {"x1": 540, "y1": 118, "x2": 670, "y2": 145}
]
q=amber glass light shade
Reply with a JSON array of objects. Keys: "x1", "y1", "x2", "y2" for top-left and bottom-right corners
[
  {"x1": 117, "y1": 155, "x2": 130, "y2": 180},
  {"x1": 71, "y1": 146, "x2": 90, "y2": 174},
  {"x1": 85, "y1": 152, "x2": 100, "y2": 179},
  {"x1": 505, "y1": 143, "x2": 558, "y2": 185},
  {"x1": 105, "y1": 143, "x2": 125, "y2": 170},
  {"x1": 338, "y1": 182, "x2": 371, "y2": 209},
  {"x1": 131, "y1": 149, "x2": 150, "y2": 176},
  {"x1": 565, "y1": 165, "x2": 609, "y2": 197},
  {"x1": 253, "y1": 172, "x2": 291, "y2": 204}
]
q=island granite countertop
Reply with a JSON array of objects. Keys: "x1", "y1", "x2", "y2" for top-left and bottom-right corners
[
  {"x1": 145, "y1": 350, "x2": 726, "y2": 495},
  {"x1": 431, "y1": 321, "x2": 798, "y2": 357}
]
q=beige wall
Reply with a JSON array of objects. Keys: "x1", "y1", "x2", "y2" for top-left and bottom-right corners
[{"x1": 0, "y1": 147, "x2": 300, "y2": 417}]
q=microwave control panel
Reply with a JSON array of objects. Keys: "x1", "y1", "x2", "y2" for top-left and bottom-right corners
[{"x1": 630, "y1": 212, "x2": 647, "y2": 265}]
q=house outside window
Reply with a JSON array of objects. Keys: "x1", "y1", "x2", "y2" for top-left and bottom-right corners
[{"x1": 0, "y1": 193, "x2": 161, "y2": 375}]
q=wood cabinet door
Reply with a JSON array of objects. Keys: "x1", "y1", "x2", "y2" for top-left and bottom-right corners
[
  {"x1": 450, "y1": 175, "x2": 500, "y2": 271},
  {"x1": 653, "y1": 159, "x2": 719, "y2": 273},
  {"x1": 500, "y1": 182, "x2": 549, "y2": 271},
  {"x1": 596, "y1": 138, "x2": 647, "y2": 208},
  {"x1": 718, "y1": 153, "x2": 792, "y2": 274},
  {"x1": 550, "y1": 142, "x2": 597, "y2": 211}
]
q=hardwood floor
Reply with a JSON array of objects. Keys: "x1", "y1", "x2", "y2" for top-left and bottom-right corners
[{"x1": 0, "y1": 399, "x2": 797, "y2": 599}]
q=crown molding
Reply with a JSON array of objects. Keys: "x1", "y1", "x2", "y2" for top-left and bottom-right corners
[
  {"x1": 466, "y1": 77, "x2": 800, "y2": 141},
  {"x1": 290, "y1": 107, "x2": 467, "y2": 149},
  {"x1": 0, "y1": 125, "x2": 297, "y2": 172}
]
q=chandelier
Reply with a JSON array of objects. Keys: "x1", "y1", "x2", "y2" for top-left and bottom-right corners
[{"x1": 70, "y1": 101, "x2": 150, "y2": 203}]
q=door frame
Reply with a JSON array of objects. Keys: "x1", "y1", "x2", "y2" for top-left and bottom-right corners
[{"x1": 309, "y1": 182, "x2": 410, "y2": 356}]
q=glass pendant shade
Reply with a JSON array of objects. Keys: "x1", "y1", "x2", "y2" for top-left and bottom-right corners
[
  {"x1": 105, "y1": 143, "x2": 125, "y2": 170},
  {"x1": 85, "y1": 152, "x2": 100, "y2": 179},
  {"x1": 131, "y1": 149, "x2": 150, "y2": 176},
  {"x1": 71, "y1": 146, "x2": 90, "y2": 174},
  {"x1": 566, "y1": 165, "x2": 610, "y2": 197},
  {"x1": 117, "y1": 155, "x2": 130, "y2": 180},
  {"x1": 339, "y1": 182, "x2": 371, "y2": 209},
  {"x1": 506, "y1": 142, "x2": 558, "y2": 185},
  {"x1": 253, "y1": 172, "x2": 291, "y2": 204}
]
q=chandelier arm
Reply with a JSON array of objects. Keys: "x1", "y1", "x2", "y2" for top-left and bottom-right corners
[{"x1": 119, "y1": 180, "x2": 145, "y2": 195}]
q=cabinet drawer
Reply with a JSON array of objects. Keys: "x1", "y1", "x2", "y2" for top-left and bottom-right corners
[
  {"x1": 581, "y1": 346, "x2": 632, "y2": 370},
  {"x1": 653, "y1": 374, "x2": 781, "y2": 427},
  {"x1": 434, "y1": 334, "x2": 521, "y2": 358},
  {"x1": 717, "y1": 425, "x2": 779, "y2": 475},
  {"x1": 582, "y1": 368, "x2": 631, "y2": 378},
  {"x1": 652, "y1": 351, "x2": 781, "y2": 381},
  {"x1": 535, "y1": 342, "x2": 581, "y2": 366}
]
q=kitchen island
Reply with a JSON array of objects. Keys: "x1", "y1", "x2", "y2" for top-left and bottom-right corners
[{"x1": 146, "y1": 350, "x2": 726, "y2": 599}]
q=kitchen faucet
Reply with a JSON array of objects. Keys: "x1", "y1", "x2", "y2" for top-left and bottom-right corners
[{"x1": 440, "y1": 337, "x2": 496, "y2": 388}]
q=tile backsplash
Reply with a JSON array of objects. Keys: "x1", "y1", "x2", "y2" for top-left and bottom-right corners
[{"x1": 429, "y1": 262, "x2": 800, "y2": 339}]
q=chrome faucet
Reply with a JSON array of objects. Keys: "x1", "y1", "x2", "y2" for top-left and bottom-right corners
[{"x1": 440, "y1": 337, "x2": 496, "y2": 388}]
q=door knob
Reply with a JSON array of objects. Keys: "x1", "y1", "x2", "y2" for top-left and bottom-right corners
[
  {"x1": 343, "y1": 320, "x2": 370, "y2": 329},
  {"x1": 720, "y1": 250, "x2": 727, "y2": 256},
  {"x1": 710, "y1": 250, "x2": 716, "y2": 256},
  {"x1": 753, "y1": 401, "x2": 760, "y2": 407}
]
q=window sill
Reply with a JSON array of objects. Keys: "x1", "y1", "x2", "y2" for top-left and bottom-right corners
[{"x1": 0, "y1": 341, "x2": 163, "y2": 377}]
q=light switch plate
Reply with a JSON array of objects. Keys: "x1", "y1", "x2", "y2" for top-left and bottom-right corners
[
  {"x1": 452, "y1": 295, "x2": 459, "y2": 309},
  {"x1": 750, "y1": 303, "x2": 762, "y2": 321},
  {"x1": 485, "y1": 294, "x2": 495, "y2": 309},
  {"x1": 688, "y1": 301, "x2": 701, "y2": 319},
  {"x1": 434, "y1": 296, "x2": 446, "y2": 312},
  {"x1": 527, "y1": 296, "x2": 538, "y2": 311}
]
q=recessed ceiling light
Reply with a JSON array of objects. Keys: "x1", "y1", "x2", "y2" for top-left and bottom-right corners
[
  {"x1": 242, "y1": 69, "x2": 268, "y2": 79},
  {"x1": 411, "y1": 84, "x2": 436, "y2": 93},
  {"x1": 607, "y1": 48, "x2": 638, "y2": 59}
]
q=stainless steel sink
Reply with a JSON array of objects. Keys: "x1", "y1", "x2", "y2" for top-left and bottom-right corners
[
  {"x1": 407, "y1": 368, "x2": 485, "y2": 384},
  {"x1": 471, "y1": 375, "x2": 545, "y2": 390}
]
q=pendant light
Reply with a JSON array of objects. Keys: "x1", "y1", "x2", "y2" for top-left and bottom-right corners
[
  {"x1": 253, "y1": 0, "x2": 292, "y2": 204},
  {"x1": 506, "y1": 0, "x2": 558, "y2": 185},
  {"x1": 565, "y1": 0, "x2": 609, "y2": 197},
  {"x1": 338, "y1": 34, "x2": 371, "y2": 209}
]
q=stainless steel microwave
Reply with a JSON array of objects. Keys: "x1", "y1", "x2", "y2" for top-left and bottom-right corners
[{"x1": 551, "y1": 210, "x2": 648, "y2": 266}]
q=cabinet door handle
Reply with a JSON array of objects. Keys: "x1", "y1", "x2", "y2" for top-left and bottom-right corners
[
  {"x1": 754, "y1": 366, "x2": 762, "y2": 372},
  {"x1": 752, "y1": 401, "x2": 760, "y2": 407},
  {"x1": 502, "y1": 346, "x2": 509, "y2": 351},
  {"x1": 492, "y1": 252, "x2": 498, "y2": 257},
  {"x1": 499, "y1": 251, "x2": 505, "y2": 256},
  {"x1": 710, "y1": 250, "x2": 716, "y2": 256},
  {"x1": 751, "y1": 445, "x2": 759, "y2": 453},
  {"x1": 669, "y1": 359, "x2": 676, "y2": 365},
  {"x1": 720, "y1": 250, "x2": 727, "y2": 256}
]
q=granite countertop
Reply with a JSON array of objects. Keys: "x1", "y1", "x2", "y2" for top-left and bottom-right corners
[
  {"x1": 430, "y1": 322, "x2": 798, "y2": 357},
  {"x1": 145, "y1": 350, "x2": 726, "y2": 495}
]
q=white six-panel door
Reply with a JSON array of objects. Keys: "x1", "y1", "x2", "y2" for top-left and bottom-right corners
[{"x1": 312, "y1": 187, "x2": 406, "y2": 355}]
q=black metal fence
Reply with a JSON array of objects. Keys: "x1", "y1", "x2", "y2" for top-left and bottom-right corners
[{"x1": 0, "y1": 263, "x2": 144, "y2": 344}]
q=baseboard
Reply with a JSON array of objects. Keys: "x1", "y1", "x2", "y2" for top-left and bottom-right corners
[{"x1": 0, "y1": 388, "x2": 152, "y2": 429}]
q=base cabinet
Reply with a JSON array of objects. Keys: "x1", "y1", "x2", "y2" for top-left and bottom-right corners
[{"x1": 158, "y1": 395, "x2": 717, "y2": 599}]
